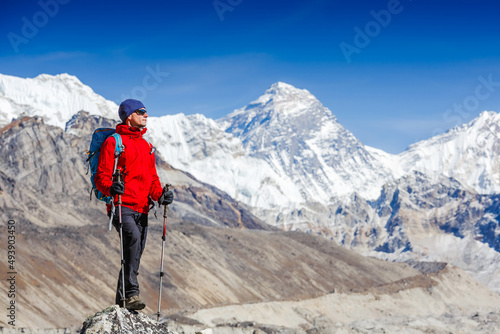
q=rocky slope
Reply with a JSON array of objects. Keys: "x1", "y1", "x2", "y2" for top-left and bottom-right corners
[
  {"x1": 169, "y1": 265, "x2": 500, "y2": 334},
  {"x1": 273, "y1": 171, "x2": 500, "y2": 293}
]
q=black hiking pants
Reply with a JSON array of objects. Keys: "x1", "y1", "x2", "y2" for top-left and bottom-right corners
[{"x1": 112, "y1": 206, "x2": 148, "y2": 304}]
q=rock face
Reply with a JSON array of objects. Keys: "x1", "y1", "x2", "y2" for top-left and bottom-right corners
[
  {"x1": 0, "y1": 115, "x2": 101, "y2": 228},
  {"x1": 272, "y1": 171, "x2": 500, "y2": 293},
  {"x1": 81, "y1": 306, "x2": 176, "y2": 334}
]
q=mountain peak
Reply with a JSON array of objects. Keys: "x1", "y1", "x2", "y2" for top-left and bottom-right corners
[
  {"x1": 218, "y1": 80, "x2": 395, "y2": 203},
  {"x1": 33, "y1": 73, "x2": 88, "y2": 89},
  {"x1": 268, "y1": 81, "x2": 302, "y2": 93},
  {"x1": 263, "y1": 81, "x2": 315, "y2": 102},
  {"x1": 223, "y1": 82, "x2": 322, "y2": 121},
  {"x1": 35, "y1": 72, "x2": 80, "y2": 82},
  {"x1": 470, "y1": 110, "x2": 499, "y2": 128},
  {"x1": 0, "y1": 73, "x2": 118, "y2": 129},
  {"x1": 447, "y1": 110, "x2": 499, "y2": 135}
]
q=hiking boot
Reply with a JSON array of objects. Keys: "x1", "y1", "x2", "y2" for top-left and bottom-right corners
[{"x1": 125, "y1": 295, "x2": 146, "y2": 310}]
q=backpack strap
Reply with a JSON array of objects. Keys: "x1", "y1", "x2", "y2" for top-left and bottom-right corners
[
  {"x1": 108, "y1": 133, "x2": 124, "y2": 231},
  {"x1": 109, "y1": 133, "x2": 124, "y2": 179},
  {"x1": 112, "y1": 133, "x2": 124, "y2": 157}
]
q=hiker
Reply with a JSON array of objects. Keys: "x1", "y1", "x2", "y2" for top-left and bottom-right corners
[{"x1": 95, "y1": 99, "x2": 174, "y2": 310}]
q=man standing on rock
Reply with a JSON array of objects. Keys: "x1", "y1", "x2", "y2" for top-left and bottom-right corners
[{"x1": 95, "y1": 99, "x2": 174, "y2": 310}]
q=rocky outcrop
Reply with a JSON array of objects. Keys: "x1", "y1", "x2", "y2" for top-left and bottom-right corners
[
  {"x1": 65, "y1": 110, "x2": 117, "y2": 137},
  {"x1": 80, "y1": 306, "x2": 176, "y2": 334}
]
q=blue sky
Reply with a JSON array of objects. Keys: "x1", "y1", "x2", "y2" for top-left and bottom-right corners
[{"x1": 1, "y1": 0, "x2": 500, "y2": 153}]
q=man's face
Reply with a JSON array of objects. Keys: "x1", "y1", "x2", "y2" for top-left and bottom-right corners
[{"x1": 127, "y1": 108, "x2": 148, "y2": 128}]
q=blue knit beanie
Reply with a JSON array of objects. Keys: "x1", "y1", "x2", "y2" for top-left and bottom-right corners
[{"x1": 118, "y1": 99, "x2": 146, "y2": 123}]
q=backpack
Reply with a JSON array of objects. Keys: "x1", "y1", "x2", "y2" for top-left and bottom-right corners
[{"x1": 86, "y1": 128, "x2": 124, "y2": 204}]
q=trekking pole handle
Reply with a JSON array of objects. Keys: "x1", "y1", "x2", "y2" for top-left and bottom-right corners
[
  {"x1": 163, "y1": 184, "x2": 171, "y2": 218},
  {"x1": 115, "y1": 169, "x2": 122, "y2": 205}
]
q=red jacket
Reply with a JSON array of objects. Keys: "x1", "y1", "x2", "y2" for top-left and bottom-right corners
[{"x1": 95, "y1": 124, "x2": 163, "y2": 214}]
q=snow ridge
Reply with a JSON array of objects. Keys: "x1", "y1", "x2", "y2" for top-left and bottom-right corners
[
  {"x1": 147, "y1": 113, "x2": 303, "y2": 209},
  {"x1": 399, "y1": 111, "x2": 500, "y2": 194},
  {"x1": 0, "y1": 73, "x2": 118, "y2": 128}
]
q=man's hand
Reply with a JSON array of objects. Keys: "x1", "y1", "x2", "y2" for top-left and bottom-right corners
[
  {"x1": 110, "y1": 181, "x2": 125, "y2": 196},
  {"x1": 159, "y1": 186, "x2": 174, "y2": 206}
]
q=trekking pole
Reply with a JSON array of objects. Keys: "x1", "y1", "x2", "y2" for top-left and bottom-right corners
[
  {"x1": 115, "y1": 169, "x2": 126, "y2": 308},
  {"x1": 108, "y1": 154, "x2": 121, "y2": 231},
  {"x1": 156, "y1": 184, "x2": 171, "y2": 322}
]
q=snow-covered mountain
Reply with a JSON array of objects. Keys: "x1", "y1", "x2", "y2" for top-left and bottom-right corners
[
  {"x1": 365, "y1": 171, "x2": 500, "y2": 293},
  {"x1": 2, "y1": 73, "x2": 498, "y2": 209},
  {"x1": 148, "y1": 82, "x2": 400, "y2": 211},
  {"x1": 219, "y1": 82, "x2": 398, "y2": 202},
  {"x1": 146, "y1": 113, "x2": 303, "y2": 209},
  {"x1": 0, "y1": 73, "x2": 118, "y2": 128},
  {"x1": 399, "y1": 111, "x2": 500, "y2": 195}
]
